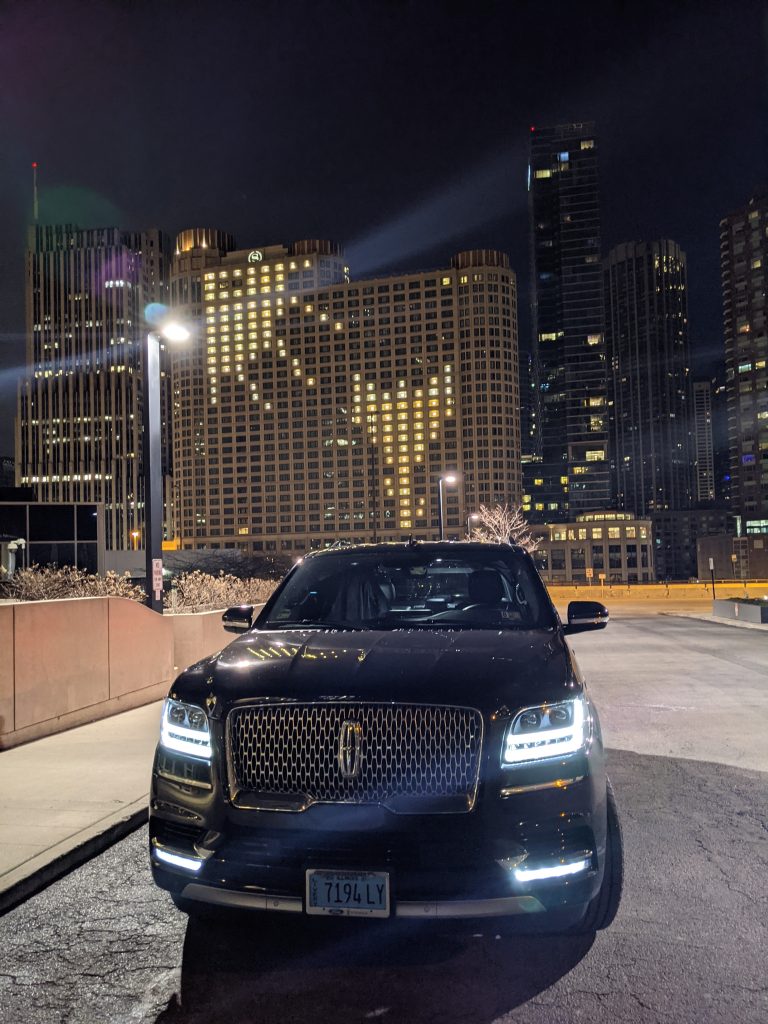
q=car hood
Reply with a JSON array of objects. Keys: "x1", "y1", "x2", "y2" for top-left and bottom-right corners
[{"x1": 171, "y1": 627, "x2": 582, "y2": 717}]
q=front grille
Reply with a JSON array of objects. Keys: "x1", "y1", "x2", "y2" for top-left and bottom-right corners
[{"x1": 227, "y1": 703, "x2": 483, "y2": 813}]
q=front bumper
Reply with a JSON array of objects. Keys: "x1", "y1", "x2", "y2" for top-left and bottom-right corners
[{"x1": 150, "y1": 754, "x2": 606, "y2": 919}]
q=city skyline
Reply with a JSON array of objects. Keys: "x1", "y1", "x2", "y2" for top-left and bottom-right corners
[{"x1": 0, "y1": 0, "x2": 765, "y2": 453}]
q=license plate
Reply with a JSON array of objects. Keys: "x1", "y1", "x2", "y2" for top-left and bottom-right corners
[{"x1": 305, "y1": 869, "x2": 390, "y2": 917}]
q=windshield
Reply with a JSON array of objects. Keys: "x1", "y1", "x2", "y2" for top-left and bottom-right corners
[{"x1": 260, "y1": 547, "x2": 556, "y2": 631}]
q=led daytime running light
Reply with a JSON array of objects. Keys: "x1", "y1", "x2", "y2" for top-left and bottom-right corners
[
  {"x1": 514, "y1": 856, "x2": 592, "y2": 882},
  {"x1": 160, "y1": 700, "x2": 212, "y2": 759},
  {"x1": 154, "y1": 848, "x2": 204, "y2": 872},
  {"x1": 503, "y1": 698, "x2": 586, "y2": 765}
]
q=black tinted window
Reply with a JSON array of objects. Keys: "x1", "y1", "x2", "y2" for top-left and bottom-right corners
[{"x1": 261, "y1": 548, "x2": 555, "y2": 631}]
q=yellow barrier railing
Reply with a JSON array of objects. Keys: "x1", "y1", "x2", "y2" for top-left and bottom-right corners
[{"x1": 547, "y1": 581, "x2": 768, "y2": 602}]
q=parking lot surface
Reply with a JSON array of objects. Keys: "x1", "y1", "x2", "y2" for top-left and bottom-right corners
[{"x1": 0, "y1": 616, "x2": 765, "y2": 1024}]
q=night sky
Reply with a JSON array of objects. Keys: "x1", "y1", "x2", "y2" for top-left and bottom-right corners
[{"x1": 0, "y1": 0, "x2": 765, "y2": 454}]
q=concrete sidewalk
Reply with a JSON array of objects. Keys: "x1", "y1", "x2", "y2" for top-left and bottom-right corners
[{"x1": 0, "y1": 700, "x2": 162, "y2": 914}]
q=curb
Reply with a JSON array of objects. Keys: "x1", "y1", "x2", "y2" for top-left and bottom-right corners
[
  {"x1": 661, "y1": 611, "x2": 768, "y2": 631},
  {"x1": 0, "y1": 800, "x2": 149, "y2": 917}
]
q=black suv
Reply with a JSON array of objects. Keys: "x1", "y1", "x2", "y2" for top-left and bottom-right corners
[{"x1": 150, "y1": 543, "x2": 622, "y2": 932}]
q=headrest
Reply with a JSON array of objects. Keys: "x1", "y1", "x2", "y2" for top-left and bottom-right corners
[{"x1": 467, "y1": 569, "x2": 504, "y2": 604}]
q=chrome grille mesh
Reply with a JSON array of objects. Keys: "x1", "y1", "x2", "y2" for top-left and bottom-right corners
[{"x1": 227, "y1": 703, "x2": 483, "y2": 811}]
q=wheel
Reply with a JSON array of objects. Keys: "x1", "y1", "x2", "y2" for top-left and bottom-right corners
[{"x1": 573, "y1": 777, "x2": 624, "y2": 933}]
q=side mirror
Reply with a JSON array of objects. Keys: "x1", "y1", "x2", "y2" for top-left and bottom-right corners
[
  {"x1": 564, "y1": 600, "x2": 609, "y2": 634},
  {"x1": 222, "y1": 605, "x2": 254, "y2": 634}
]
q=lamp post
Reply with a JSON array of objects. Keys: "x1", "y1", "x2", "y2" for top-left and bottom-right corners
[
  {"x1": 142, "y1": 321, "x2": 190, "y2": 613},
  {"x1": 437, "y1": 474, "x2": 457, "y2": 541},
  {"x1": 7, "y1": 538, "x2": 26, "y2": 576},
  {"x1": 467, "y1": 512, "x2": 480, "y2": 539}
]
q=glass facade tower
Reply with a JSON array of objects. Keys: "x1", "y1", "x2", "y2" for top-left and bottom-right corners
[
  {"x1": 720, "y1": 193, "x2": 768, "y2": 520},
  {"x1": 17, "y1": 224, "x2": 170, "y2": 549},
  {"x1": 524, "y1": 122, "x2": 610, "y2": 522},
  {"x1": 604, "y1": 240, "x2": 692, "y2": 514}
]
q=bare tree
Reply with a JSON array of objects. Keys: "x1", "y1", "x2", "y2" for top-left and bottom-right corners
[{"x1": 469, "y1": 504, "x2": 540, "y2": 552}]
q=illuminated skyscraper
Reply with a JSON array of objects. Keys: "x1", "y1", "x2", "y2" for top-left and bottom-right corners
[
  {"x1": 692, "y1": 380, "x2": 715, "y2": 504},
  {"x1": 169, "y1": 240, "x2": 521, "y2": 552},
  {"x1": 525, "y1": 122, "x2": 609, "y2": 522},
  {"x1": 604, "y1": 240, "x2": 692, "y2": 514},
  {"x1": 720, "y1": 192, "x2": 768, "y2": 519},
  {"x1": 17, "y1": 224, "x2": 170, "y2": 549}
]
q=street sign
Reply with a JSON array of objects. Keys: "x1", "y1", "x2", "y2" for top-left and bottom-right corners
[
  {"x1": 708, "y1": 558, "x2": 714, "y2": 571},
  {"x1": 585, "y1": 568, "x2": 594, "y2": 579},
  {"x1": 152, "y1": 558, "x2": 163, "y2": 600},
  {"x1": 598, "y1": 573, "x2": 606, "y2": 582}
]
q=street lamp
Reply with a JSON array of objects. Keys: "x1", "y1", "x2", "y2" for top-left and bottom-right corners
[
  {"x1": 437, "y1": 474, "x2": 457, "y2": 541},
  {"x1": 142, "y1": 319, "x2": 190, "y2": 613},
  {"x1": 467, "y1": 512, "x2": 480, "y2": 539},
  {"x1": 6, "y1": 538, "x2": 26, "y2": 576}
]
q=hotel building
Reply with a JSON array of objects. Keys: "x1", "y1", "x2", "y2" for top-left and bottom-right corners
[{"x1": 169, "y1": 236, "x2": 521, "y2": 552}]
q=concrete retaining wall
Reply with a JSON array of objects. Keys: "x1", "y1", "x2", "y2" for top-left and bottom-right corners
[
  {"x1": 712, "y1": 599, "x2": 768, "y2": 623},
  {"x1": 0, "y1": 599, "x2": 262, "y2": 750}
]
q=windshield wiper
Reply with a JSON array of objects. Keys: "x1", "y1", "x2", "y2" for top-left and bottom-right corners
[
  {"x1": 262, "y1": 620, "x2": 362, "y2": 631},
  {"x1": 388, "y1": 620, "x2": 526, "y2": 630}
]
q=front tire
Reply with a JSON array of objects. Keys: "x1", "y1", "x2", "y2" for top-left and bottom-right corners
[{"x1": 573, "y1": 778, "x2": 623, "y2": 933}]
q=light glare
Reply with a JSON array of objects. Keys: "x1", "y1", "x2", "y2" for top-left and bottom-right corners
[
  {"x1": 161, "y1": 322, "x2": 191, "y2": 343},
  {"x1": 514, "y1": 857, "x2": 592, "y2": 882},
  {"x1": 154, "y1": 848, "x2": 203, "y2": 872}
]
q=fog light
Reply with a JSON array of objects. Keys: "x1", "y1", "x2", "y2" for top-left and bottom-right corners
[
  {"x1": 154, "y1": 848, "x2": 203, "y2": 872},
  {"x1": 513, "y1": 855, "x2": 592, "y2": 882}
]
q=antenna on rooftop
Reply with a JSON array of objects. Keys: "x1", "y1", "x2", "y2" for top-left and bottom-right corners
[{"x1": 32, "y1": 162, "x2": 38, "y2": 222}]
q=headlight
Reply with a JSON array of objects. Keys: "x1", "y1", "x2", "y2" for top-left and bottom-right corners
[
  {"x1": 160, "y1": 699, "x2": 212, "y2": 760},
  {"x1": 502, "y1": 696, "x2": 587, "y2": 766}
]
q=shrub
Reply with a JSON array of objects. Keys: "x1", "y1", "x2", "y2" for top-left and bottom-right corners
[
  {"x1": 0, "y1": 564, "x2": 278, "y2": 613},
  {"x1": 4, "y1": 565, "x2": 145, "y2": 602},
  {"x1": 165, "y1": 570, "x2": 276, "y2": 612}
]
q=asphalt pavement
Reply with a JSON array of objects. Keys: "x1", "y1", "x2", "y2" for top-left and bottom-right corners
[
  {"x1": 0, "y1": 615, "x2": 766, "y2": 1024},
  {"x1": 0, "y1": 747, "x2": 765, "y2": 1024}
]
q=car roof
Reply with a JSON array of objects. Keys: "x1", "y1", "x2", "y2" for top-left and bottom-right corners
[{"x1": 302, "y1": 541, "x2": 528, "y2": 561}]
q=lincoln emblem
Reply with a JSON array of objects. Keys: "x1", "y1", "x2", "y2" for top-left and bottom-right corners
[{"x1": 337, "y1": 720, "x2": 362, "y2": 779}]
